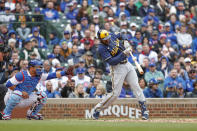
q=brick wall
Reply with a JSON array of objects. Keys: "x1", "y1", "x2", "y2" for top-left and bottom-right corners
[{"x1": 12, "y1": 98, "x2": 197, "y2": 119}]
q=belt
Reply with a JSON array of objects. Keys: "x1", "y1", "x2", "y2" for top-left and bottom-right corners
[{"x1": 119, "y1": 59, "x2": 127, "y2": 64}]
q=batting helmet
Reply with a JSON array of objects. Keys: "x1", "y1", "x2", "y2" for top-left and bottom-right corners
[{"x1": 97, "y1": 30, "x2": 111, "y2": 40}]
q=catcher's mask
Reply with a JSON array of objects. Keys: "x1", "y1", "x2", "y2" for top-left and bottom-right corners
[{"x1": 97, "y1": 30, "x2": 111, "y2": 40}]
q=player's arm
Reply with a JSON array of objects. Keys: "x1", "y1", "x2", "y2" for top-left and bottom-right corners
[
  {"x1": 40, "y1": 71, "x2": 66, "y2": 81},
  {"x1": 99, "y1": 46, "x2": 126, "y2": 66},
  {"x1": 6, "y1": 72, "x2": 24, "y2": 90}
]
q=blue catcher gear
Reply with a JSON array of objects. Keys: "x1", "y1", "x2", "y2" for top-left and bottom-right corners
[
  {"x1": 28, "y1": 59, "x2": 43, "y2": 76},
  {"x1": 26, "y1": 91, "x2": 47, "y2": 120}
]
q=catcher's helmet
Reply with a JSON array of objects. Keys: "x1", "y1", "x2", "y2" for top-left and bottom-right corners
[
  {"x1": 97, "y1": 30, "x2": 111, "y2": 40},
  {"x1": 28, "y1": 59, "x2": 43, "y2": 68}
]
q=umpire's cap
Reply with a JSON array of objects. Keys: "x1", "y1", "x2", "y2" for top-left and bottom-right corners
[{"x1": 97, "y1": 30, "x2": 111, "y2": 40}]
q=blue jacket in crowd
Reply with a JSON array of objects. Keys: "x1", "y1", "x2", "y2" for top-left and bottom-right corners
[
  {"x1": 164, "y1": 76, "x2": 186, "y2": 90},
  {"x1": 143, "y1": 87, "x2": 163, "y2": 98},
  {"x1": 41, "y1": 8, "x2": 59, "y2": 20}
]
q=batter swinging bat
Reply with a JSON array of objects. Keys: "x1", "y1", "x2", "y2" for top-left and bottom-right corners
[{"x1": 129, "y1": 52, "x2": 144, "y2": 75}]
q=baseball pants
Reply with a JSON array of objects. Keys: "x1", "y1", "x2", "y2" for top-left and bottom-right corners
[{"x1": 94, "y1": 61, "x2": 145, "y2": 111}]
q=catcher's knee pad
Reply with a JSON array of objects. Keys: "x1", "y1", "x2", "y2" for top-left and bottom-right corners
[{"x1": 36, "y1": 91, "x2": 47, "y2": 104}]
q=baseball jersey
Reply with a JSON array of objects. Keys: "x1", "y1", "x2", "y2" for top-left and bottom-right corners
[
  {"x1": 98, "y1": 32, "x2": 127, "y2": 66},
  {"x1": 6, "y1": 70, "x2": 58, "y2": 95}
]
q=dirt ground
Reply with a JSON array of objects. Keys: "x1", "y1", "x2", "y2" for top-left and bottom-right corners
[{"x1": 96, "y1": 118, "x2": 197, "y2": 123}]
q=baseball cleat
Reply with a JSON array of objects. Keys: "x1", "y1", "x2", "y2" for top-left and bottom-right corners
[
  {"x1": 139, "y1": 101, "x2": 149, "y2": 120},
  {"x1": 141, "y1": 110, "x2": 149, "y2": 120},
  {"x1": 2, "y1": 114, "x2": 11, "y2": 120},
  {"x1": 92, "y1": 111, "x2": 100, "y2": 120},
  {"x1": 27, "y1": 113, "x2": 44, "y2": 120}
]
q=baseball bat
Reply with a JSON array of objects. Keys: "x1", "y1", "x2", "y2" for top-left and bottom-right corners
[{"x1": 129, "y1": 52, "x2": 144, "y2": 75}]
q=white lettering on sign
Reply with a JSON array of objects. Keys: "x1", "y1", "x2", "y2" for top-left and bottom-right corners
[{"x1": 85, "y1": 105, "x2": 141, "y2": 119}]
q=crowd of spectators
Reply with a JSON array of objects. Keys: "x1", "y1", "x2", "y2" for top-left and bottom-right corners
[{"x1": 0, "y1": 0, "x2": 197, "y2": 99}]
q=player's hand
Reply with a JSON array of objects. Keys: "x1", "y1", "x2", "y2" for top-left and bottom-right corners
[
  {"x1": 22, "y1": 91, "x2": 29, "y2": 99},
  {"x1": 123, "y1": 47, "x2": 132, "y2": 56}
]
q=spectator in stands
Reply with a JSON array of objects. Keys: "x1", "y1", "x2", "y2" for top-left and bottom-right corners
[
  {"x1": 145, "y1": 62, "x2": 165, "y2": 89},
  {"x1": 68, "y1": 44, "x2": 81, "y2": 65},
  {"x1": 132, "y1": 30, "x2": 142, "y2": 49},
  {"x1": 28, "y1": 27, "x2": 47, "y2": 48},
  {"x1": 176, "y1": 24, "x2": 192, "y2": 48},
  {"x1": 171, "y1": 84, "x2": 186, "y2": 98},
  {"x1": 163, "y1": 82, "x2": 176, "y2": 98},
  {"x1": 119, "y1": 81, "x2": 135, "y2": 98},
  {"x1": 86, "y1": 77, "x2": 101, "y2": 98},
  {"x1": 126, "y1": 0, "x2": 138, "y2": 16},
  {"x1": 68, "y1": 83, "x2": 88, "y2": 98},
  {"x1": 43, "y1": 60, "x2": 55, "y2": 74},
  {"x1": 80, "y1": 29, "x2": 94, "y2": 47},
  {"x1": 168, "y1": 13, "x2": 181, "y2": 32},
  {"x1": 72, "y1": 67, "x2": 91, "y2": 87},
  {"x1": 173, "y1": 61, "x2": 189, "y2": 80},
  {"x1": 164, "y1": 68, "x2": 186, "y2": 90},
  {"x1": 0, "y1": 7, "x2": 15, "y2": 24},
  {"x1": 190, "y1": 0, "x2": 197, "y2": 17},
  {"x1": 5, "y1": 0, "x2": 15, "y2": 11},
  {"x1": 19, "y1": 40, "x2": 39, "y2": 60},
  {"x1": 155, "y1": 0, "x2": 168, "y2": 22},
  {"x1": 10, "y1": 51, "x2": 19, "y2": 66},
  {"x1": 192, "y1": 29, "x2": 197, "y2": 54},
  {"x1": 164, "y1": 22, "x2": 177, "y2": 47},
  {"x1": 52, "y1": 45, "x2": 65, "y2": 62},
  {"x1": 94, "y1": 84, "x2": 107, "y2": 98},
  {"x1": 186, "y1": 68, "x2": 197, "y2": 92},
  {"x1": 157, "y1": 56, "x2": 173, "y2": 78},
  {"x1": 116, "y1": 2, "x2": 130, "y2": 17},
  {"x1": 19, "y1": 59, "x2": 28, "y2": 71},
  {"x1": 60, "y1": 0, "x2": 70, "y2": 13},
  {"x1": 32, "y1": 7, "x2": 43, "y2": 22},
  {"x1": 139, "y1": 0, "x2": 151, "y2": 17},
  {"x1": 143, "y1": 8, "x2": 159, "y2": 27},
  {"x1": 99, "y1": 3, "x2": 110, "y2": 19},
  {"x1": 8, "y1": 38, "x2": 17, "y2": 52},
  {"x1": 60, "y1": 41, "x2": 72, "y2": 62},
  {"x1": 66, "y1": 2, "x2": 78, "y2": 20},
  {"x1": 48, "y1": 32, "x2": 59, "y2": 45},
  {"x1": 139, "y1": 44, "x2": 158, "y2": 64},
  {"x1": 61, "y1": 79, "x2": 75, "y2": 98},
  {"x1": 60, "y1": 30, "x2": 72, "y2": 48},
  {"x1": 143, "y1": 78, "x2": 163, "y2": 98},
  {"x1": 86, "y1": 64, "x2": 96, "y2": 79},
  {"x1": 45, "y1": 81, "x2": 60, "y2": 98},
  {"x1": 83, "y1": 51, "x2": 97, "y2": 68},
  {"x1": 176, "y1": 1, "x2": 185, "y2": 17},
  {"x1": 16, "y1": 22, "x2": 30, "y2": 41},
  {"x1": 187, "y1": 81, "x2": 197, "y2": 97},
  {"x1": 65, "y1": 20, "x2": 78, "y2": 36},
  {"x1": 41, "y1": 1, "x2": 59, "y2": 21},
  {"x1": 139, "y1": 78, "x2": 148, "y2": 90}
]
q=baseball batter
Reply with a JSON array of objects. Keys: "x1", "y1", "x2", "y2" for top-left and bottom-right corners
[{"x1": 93, "y1": 30, "x2": 149, "y2": 120}]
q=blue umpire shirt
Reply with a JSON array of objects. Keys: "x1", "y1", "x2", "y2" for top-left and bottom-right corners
[{"x1": 98, "y1": 32, "x2": 127, "y2": 66}]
